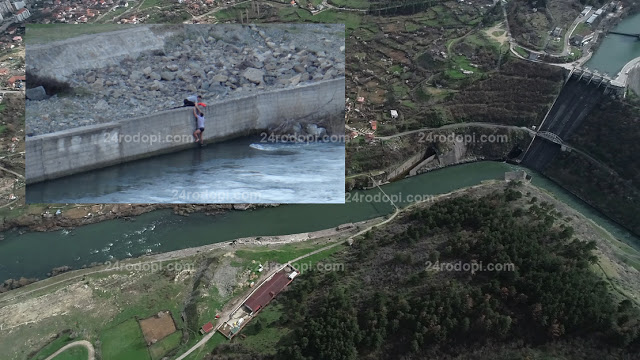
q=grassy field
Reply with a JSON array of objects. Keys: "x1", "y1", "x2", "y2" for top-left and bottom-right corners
[
  {"x1": 100, "y1": 318, "x2": 151, "y2": 360},
  {"x1": 51, "y1": 346, "x2": 88, "y2": 360},
  {"x1": 31, "y1": 333, "x2": 78, "y2": 360},
  {"x1": 235, "y1": 241, "x2": 343, "y2": 267},
  {"x1": 571, "y1": 21, "x2": 592, "y2": 37},
  {"x1": 181, "y1": 333, "x2": 227, "y2": 360},
  {"x1": 328, "y1": 0, "x2": 370, "y2": 9},
  {"x1": 239, "y1": 303, "x2": 289, "y2": 355},
  {"x1": 514, "y1": 45, "x2": 529, "y2": 58},
  {"x1": 24, "y1": 24, "x2": 135, "y2": 44},
  {"x1": 139, "y1": 0, "x2": 170, "y2": 10},
  {"x1": 149, "y1": 331, "x2": 182, "y2": 360}
]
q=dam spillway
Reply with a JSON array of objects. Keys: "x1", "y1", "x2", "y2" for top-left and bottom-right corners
[{"x1": 521, "y1": 77, "x2": 606, "y2": 171}]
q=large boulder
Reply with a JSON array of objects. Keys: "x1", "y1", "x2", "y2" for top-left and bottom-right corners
[
  {"x1": 84, "y1": 71, "x2": 96, "y2": 83},
  {"x1": 161, "y1": 71, "x2": 175, "y2": 81},
  {"x1": 242, "y1": 67, "x2": 264, "y2": 84},
  {"x1": 165, "y1": 64, "x2": 179, "y2": 72},
  {"x1": 130, "y1": 70, "x2": 143, "y2": 81},
  {"x1": 26, "y1": 86, "x2": 49, "y2": 101},
  {"x1": 212, "y1": 74, "x2": 228, "y2": 83},
  {"x1": 94, "y1": 99, "x2": 109, "y2": 111}
]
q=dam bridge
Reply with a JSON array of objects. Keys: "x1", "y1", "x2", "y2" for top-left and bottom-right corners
[
  {"x1": 608, "y1": 31, "x2": 640, "y2": 39},
  {"x1": 535, "y1": 131, "x2": 564, "y2": 146},
  {"x1": 563, "y1": 67, "x2": 626, "y2": 96}
]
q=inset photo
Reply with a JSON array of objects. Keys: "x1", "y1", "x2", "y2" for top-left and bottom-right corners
[{"x1": 24, "y1": 23, "x2": 346, "y2": 203}]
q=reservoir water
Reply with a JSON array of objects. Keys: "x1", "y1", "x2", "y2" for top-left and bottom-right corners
[
  {"x1": 2, "y1": 161, "x2": 639, "y2": 282},
  {"x1": 585, "y1": 12, "x2": 640, "y2": 76},
  {"x1": 26, "y1": 136, "x2": 346, "y2": 204}
]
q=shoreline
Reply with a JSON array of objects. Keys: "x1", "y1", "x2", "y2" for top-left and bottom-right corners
[
  {"x1": 0, "y1": 217, "x2": 380, "y2": 302},
  {"x1": 3, "y1": 179, "x2": 638, "y2": 308}
]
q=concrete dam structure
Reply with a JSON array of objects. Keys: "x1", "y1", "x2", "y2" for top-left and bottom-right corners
[
  {"x1": 521, "y1": 75, "x2": 607, "y2": 171},
  {"x1": 26, "y1": 77, "x2": 345, "y2": 184}
]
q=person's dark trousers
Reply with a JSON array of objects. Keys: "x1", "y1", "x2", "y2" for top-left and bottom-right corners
[{"x1": 170, "y1": 100, "x2": 196, "y2": 110}]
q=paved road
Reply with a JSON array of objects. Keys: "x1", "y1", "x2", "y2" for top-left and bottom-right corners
[
  {"x1": 373, "y1": 122, "x2": 535, "y2": 141},
  {"x1": 321, "y1": 0, "x2": 367, "y2": 12},
  {"x1": 43, "y1": 340, "x2": 95, "y2": 360}
]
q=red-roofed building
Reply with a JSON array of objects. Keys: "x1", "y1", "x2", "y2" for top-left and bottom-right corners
[
  {"x1": 370, "y1": 121, "x2": 377, "y2": 131},
  {"x1": 244, "y1": 269, "x2": 296, "y2": 314},
  {"x1": 0, "y1": 68, "x2": 9, "y2": 75},
  {"x1": 200, "y1": 322, "x2": 214, "y2": 334},
  {"x1": 12, "y1": 36, "x2": 21, "y2": 42},
  {"x1": 8, "y1": 75, "x2": 26, "y2": 88}
]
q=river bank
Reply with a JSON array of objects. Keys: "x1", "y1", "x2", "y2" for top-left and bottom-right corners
[{"x1": 0, "y1": 203, "x2": 275, "y2": 233}]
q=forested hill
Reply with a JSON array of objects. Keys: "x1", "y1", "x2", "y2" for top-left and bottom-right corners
[{"x1": 207, "y1": 183, "x2": 640, "y2": 360}]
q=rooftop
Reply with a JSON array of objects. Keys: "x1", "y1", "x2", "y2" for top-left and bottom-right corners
[{"x1": 244, "y1": 269, "x2": 293, "y2": 313}]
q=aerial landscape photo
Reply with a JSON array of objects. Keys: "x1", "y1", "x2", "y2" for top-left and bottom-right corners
[{"x1": 0, "y1": 0, "x2": 640, "y2": 359}]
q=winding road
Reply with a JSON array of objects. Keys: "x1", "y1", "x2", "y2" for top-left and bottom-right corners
[{"x1": 43, "y1": 340, "x2": 95, "y2": 360}]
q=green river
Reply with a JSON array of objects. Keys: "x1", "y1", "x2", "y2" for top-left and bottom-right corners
[
  {"x1": 585, "y1": 12, "x2": 640, "y2": 76},
  {"x1": 1, "y1": 161, "x2": 638, "y2": 282}
]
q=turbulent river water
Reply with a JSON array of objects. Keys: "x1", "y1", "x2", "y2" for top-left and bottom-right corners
[
  {"x1": 26, "y1": 136, "x2": 346, "y2": 204},
  {"x1": 2, "y1": 161, "x2": 639, "y2": 282}
]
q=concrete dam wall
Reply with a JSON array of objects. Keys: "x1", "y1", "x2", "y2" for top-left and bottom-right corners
[
  {"x1": 522, "y1": 78, "x2": 605, "y2": 171},
  {"x1": 25, "y1": 25, "x2": 176, "y2": 80},
  {"x1": 26, "y1": 77, "x2": 345, "y2": 184}
]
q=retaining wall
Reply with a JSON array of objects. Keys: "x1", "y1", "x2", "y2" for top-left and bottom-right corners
[{"x1": 26, "y1": 77, "x2": 345, "y2": 184}]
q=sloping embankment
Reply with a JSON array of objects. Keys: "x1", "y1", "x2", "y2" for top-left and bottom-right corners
[{"x1": 25, "y1": 25, "x2": 176, "y2": 80}]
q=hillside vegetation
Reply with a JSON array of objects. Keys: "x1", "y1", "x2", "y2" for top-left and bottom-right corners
[{"x1": 204, "y1": 184, "x2": 640, "y2": 359}]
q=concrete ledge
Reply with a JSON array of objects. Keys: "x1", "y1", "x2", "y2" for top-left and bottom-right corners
[{"x1": 26, "y1": 77, "x2": 345, "y2": 184}]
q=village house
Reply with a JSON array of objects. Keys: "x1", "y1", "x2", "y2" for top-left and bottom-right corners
[{"x1": 8, "y1": 75, "x2": 25, "y2": 88}]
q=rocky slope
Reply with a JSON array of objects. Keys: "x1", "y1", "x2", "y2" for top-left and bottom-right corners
[{"x1": 26, "y1": 24, "x2": 345, "y2": 136}]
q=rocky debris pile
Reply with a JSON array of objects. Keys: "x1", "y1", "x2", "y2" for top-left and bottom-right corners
[
  {"x1": 25, "y1": 24, "x2": 345, "y2": 136},
  {"x1": 47, "y1": 265, "x2": 72, "y2": 277},
  {"x1": 0, "y1": 277, "x2": 38, "y2": 293}
]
